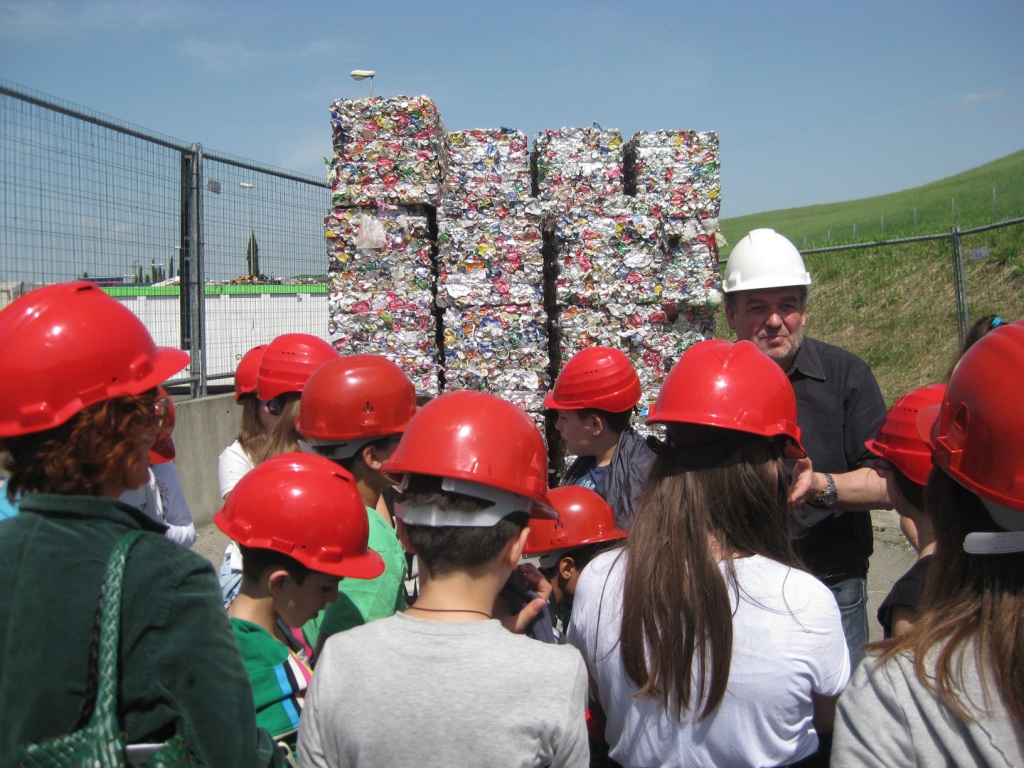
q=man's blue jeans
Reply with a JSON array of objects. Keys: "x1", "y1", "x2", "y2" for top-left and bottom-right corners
[{"x1": 829, "y1": 576, "x2": 869, "y2": 671}]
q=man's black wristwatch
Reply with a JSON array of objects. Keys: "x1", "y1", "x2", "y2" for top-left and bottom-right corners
[{"x1": 809, "y1": 472, "x2": 838, "y2": 508}]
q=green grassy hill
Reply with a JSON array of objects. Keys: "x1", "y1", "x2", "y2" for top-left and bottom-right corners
[
  {"x1": 713, "y1": 149, "x2": 1024, "y2": 405},
  {"x1": 720, "y1": 149, "x2": 1024, "y2": 254}
]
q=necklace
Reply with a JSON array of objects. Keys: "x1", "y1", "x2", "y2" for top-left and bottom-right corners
[{"x1": 406, "y1": 605, "x2": 492, "y2": 620}]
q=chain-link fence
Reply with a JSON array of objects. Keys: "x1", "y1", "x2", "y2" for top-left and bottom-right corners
[
  {"x1": 778, "y1": 219, "x2": 1024, "y2": 404},
  {"x1": 0, "y1": 80, "x2": 329, "y2": 397}
]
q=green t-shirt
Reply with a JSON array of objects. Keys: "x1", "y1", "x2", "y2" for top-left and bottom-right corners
[
  {"x1": 308, "y1": 507, "x2": 407, "y2": 646},
  {"x1": 230, "y1": 618, "x2": 313, "y2": 741}
]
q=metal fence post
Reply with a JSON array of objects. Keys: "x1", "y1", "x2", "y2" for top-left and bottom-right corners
[
  {"x1": 180, "y1": 144, "x2": 208, "y2": 397},
  {"x1": 950, "y1": 226, "x2": 969, "y2": 348}
]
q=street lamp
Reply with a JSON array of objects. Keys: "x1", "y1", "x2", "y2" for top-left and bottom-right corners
[{"x1": 350, "y1": 69, "x2": 376, "y2": 98}]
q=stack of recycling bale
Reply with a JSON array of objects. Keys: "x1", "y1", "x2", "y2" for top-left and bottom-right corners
[
  {"x1": 627, "y1": 130, "x2": 722, "y2": 307},
  {"x1": 436, "y1": 129, "x2": 550, "y2": 423},
  {"x1": 324, "y1": 96, "x2": 448, "y2": 393},
  {"x1": 539, "y1": 128, "x2": 715, "y2": 419}
]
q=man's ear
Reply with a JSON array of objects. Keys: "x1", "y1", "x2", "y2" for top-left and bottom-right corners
[
  {"x1": 396, "y1": 518, "x2": 416, "y2": 554},
  {"x1": 724, "y1": 301, "x2": 738, "y2": 331},
  {"x1": 557, "y1": 555, "x2": 577, "y2": 581},
  {"x1": 587, "y1": 413, "x2": 605, "y2": 437},
  {"x1": 267, "y1": 569, "x2": 291, "y2": 597}
]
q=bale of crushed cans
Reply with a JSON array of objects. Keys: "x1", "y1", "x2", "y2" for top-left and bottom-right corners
[
  {"x1": 325, "y1": 206, "x2": 434, "y2": 309},
  {"x1": 441, "y1": 304, "x2": 550, "y2": 392},
  {"x1": 327, "y1": 299, "x2": 439, "y2": 395},
  {"x1": 437, "y1": 202, "x2": 546, "y2": 308},
  {"x1": 532, "y1": 127, "x2": 625, "y2": 207},
  {"x1": 325, "y1": 204, "x2": 440, "y2": 394},
  {"x1": 444, "y1": 128, "x2": 532, "y2": 205},
  {"x1": 625, "y1": 130, "x2": 721, "y2": 220},
  {"x1": 328, "y1": 96, "x2": 448, "y2": 207},
  {"x1": 552, "y1": 196, "x2": 665, "y2": 308},
  {"x1": 438, "y1": 129, "x2": 545, "y2": 309},
  {"x1": 438, "y1": 129, "x2": 551, "y2": 402},
  {"x1": 324, "y1": 96, "x2": 724, "y2": 443}
]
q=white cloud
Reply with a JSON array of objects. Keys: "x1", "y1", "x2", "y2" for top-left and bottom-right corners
[{"x1": 960, "y1": 91, "x2": 1004, "y2": 106}]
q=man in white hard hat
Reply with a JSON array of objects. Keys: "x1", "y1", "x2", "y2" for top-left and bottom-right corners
[{"x1": 722, "y1": 228, "x2": 890, "y2": 668}]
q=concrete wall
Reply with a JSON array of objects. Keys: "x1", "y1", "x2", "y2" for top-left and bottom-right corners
[{"x1": 174, "y1": 393, "x2": 240, "y2": 529}]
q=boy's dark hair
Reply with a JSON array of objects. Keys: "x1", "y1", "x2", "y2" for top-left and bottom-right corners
[
  {"x1": 577, "y1": 407, "x2": 633, "y2": 434},
  {"x1": 239, "y1": 544, "x2": 312, "y2": 585},
  {"x1": 399, "y1": 473, "x2": 529, "y2": 577},
  {"x1": 538, "y1": 539, "x2": 622, "y2": 580}
]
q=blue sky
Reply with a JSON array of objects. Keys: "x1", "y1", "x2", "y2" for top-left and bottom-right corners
[{"x1": 1, "y1": 0, "x2": 1021, "y2": 218}]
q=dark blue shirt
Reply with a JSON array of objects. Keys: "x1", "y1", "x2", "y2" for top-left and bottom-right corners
[{"x1": 788, "y1": 336, "x2": 887, "y2": 581}]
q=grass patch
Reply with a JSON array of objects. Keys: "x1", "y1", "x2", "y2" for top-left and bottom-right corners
[{"x1": 720, "y1": 149, "x2": 1024, "y2": 254}]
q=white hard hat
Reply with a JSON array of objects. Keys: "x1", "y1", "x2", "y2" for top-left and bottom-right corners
[{"x1": 722, "y1": 228, "x2": 812, "y2": 293}]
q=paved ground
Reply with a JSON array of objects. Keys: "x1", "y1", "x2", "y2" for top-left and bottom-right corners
[
  {"x1": 195, "y1": 509, "x2": 916, "y2": 644},
  {"x1": 864, "y1": 508, "x2": 917, "y2": 643}
]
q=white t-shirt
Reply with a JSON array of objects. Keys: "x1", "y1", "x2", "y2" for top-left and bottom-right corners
[
  {"x1": 568, "y1": 550, "x2": 849, "y2": 768},
  {"x1": 119, "y1": 463, "x2": 196, "y2": 548},
  {"x1": 218, "y1": 439, "x2": 255, "y2": 499}
]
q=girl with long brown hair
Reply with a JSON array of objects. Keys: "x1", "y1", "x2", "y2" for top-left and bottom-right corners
[
  {"x1": 834, "y1": 321, "x2": 1024, "y2": 765},
  {"x1": 568, "y1": 340, "x2": 848, "y2": 767},
  {"x1": 218, "y1": 333, "x2": 337, "y2": 605}
]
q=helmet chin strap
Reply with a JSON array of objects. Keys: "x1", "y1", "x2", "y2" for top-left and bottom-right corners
[{"x1": 963, "y1": 498, "x2": 1024, "y2": 554}]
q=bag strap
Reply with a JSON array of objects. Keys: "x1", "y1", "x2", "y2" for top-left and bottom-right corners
[{"x1": 89, "y1": 530, "x2": 145, "y2": 730}]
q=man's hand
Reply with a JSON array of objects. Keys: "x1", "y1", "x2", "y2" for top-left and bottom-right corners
[{"x1": 788, "y1": 455, "x2": 815, "y2": 506}]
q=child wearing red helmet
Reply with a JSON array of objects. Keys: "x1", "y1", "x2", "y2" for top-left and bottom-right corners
[
  {"x1": 546, "y1": 346, "x2": 655, "y2": 531},
  {"x1": 298, "y1": 392, "x2": 588, "y2": 768},
  {"x1": 216, "y1": 453, "x2": 383, "y2": 750}
]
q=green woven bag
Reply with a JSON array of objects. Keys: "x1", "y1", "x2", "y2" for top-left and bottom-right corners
[{"x1": 18, "y1": 531, "x2": 198, "y2": 768}]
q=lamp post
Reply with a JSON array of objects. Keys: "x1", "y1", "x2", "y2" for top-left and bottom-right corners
[{"x1": 350, "y1": 69, "x2": 376, "y2": 98}]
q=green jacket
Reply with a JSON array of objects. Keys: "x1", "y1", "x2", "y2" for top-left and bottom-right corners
[{"x1": 0, "y1": 493, "x2": 282, "y2": 768}]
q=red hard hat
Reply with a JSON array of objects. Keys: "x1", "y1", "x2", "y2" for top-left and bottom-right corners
[
  {"x1": 544, "y1": 346, "x2": 642, "y2": 412},
  {"x1": 647, "y1": 339, "x2": 805, "y2": 456},
  {"x1": 865, "y1": 384, "x2": 945, "y2": 487},
  {"x1": 926, "y1": 320, "x2": 1024, "y2": 512},
  {"x1": 149, "y1": 387, "x2": 177, "y2": 465},
  {"x1": 384, "y1": 391, "x2": 557, "y2": 520},
  {"x1": 234, "y1": 344, "x2": 268, "y2": 401},
  {"x1": 214, "y1": 452, "x2": 385, "y2": 579},
  {"x1": 0, "y1": 282, "x2": 190, "y2": 438},
  {"x1": 256, "y1": 334, "x2": 337, "y2": 401},
  {"x1": 297, "y1": 355, "x2": 416, "y2": 457},
  {"x1": 524, "y1": 486, "x2": 627, "y2": 566}
]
